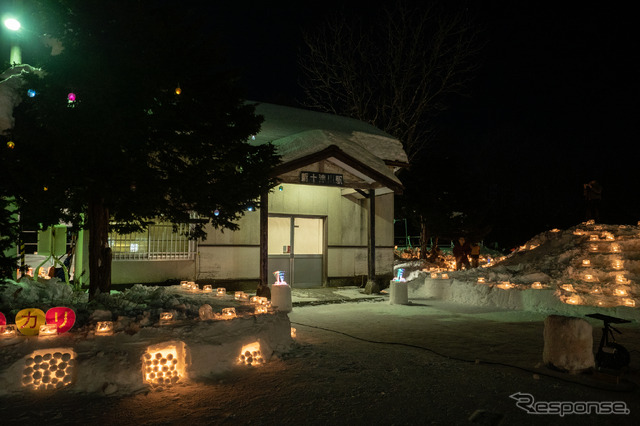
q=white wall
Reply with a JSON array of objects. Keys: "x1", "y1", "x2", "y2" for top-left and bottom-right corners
[{"x1": 197, "y1": 184, "x2": 395, "y2": 282}]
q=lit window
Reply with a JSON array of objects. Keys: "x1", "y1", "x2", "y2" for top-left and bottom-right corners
[{"x1": 109, "y1": 223, "x2": 195, "y2": 260}]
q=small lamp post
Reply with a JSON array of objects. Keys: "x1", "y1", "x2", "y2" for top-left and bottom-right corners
[{"x1": 3, "y1": 17, "x2": 22, "y2": 64}]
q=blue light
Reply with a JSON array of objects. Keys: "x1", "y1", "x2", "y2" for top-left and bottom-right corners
[
  {"x1": 27, "y1": 89, "x2": 36, "y2": 97},
  {"x1": 247, "y1": 206, "x2": 254, "y2": 212},
  {"x1": 214, "y1": 209, "x2": 220, "y2": 216},
  {"x1": 278, "y1": 185, "x2": 283, "y2": 191}
]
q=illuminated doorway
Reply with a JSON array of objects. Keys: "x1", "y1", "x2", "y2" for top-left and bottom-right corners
[{"x1": 268, "y1": 216, "x2": 325, "y2": 288}]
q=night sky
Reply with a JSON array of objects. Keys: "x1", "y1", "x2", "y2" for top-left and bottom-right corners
[
  {"x1": 3, "y1": 1, "x2": 638, "y2": 247},
  {"x1": 209, "y1": 1, "x2": 639, "y2": 247}
]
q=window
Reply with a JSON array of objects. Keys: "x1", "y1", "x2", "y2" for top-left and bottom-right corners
[{"x1": 109, "y1": 223, "x2": 195, "y2": 260}]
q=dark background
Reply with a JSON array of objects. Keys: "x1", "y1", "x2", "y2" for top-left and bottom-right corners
[{"x1": 2, "y1": 1, "x2": 638, "y2": 249}]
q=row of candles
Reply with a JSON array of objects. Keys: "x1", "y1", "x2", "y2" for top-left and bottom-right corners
[{"x1": 422, "y1": 272, "x2": 638, "y2": 308}]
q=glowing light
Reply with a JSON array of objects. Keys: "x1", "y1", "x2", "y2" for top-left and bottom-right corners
[
  {"x1": 589, "y1": 244, "x2": 598, "y2": 252},
  {"x1": 175, "y1": 87, "x2": 181, "y2": 95},
  {"x1": 214, "y1": 209, "x2": 220, "y2": 216},
  {"x1": 202, "y1": 285, "x2": 212, "y2": 293},
  {"x1": 221, "y1": 307, "x2": 237, "y2": 319},
  {"x1": 477, "y1": 277, "x2": 486, "y2": 284},
  {"x1": 589, "y1": 234, "x2": 599, "y2": 241},
  {"x1": 613, "y1": 287, "x2": 628, "y2": 297},
  {"x1": 1, "y1": 324, "x2": 17, "y2": 337},
  {"x1": 497, "y1": 282, "x2": 513, "y2": 290},
  {"x1": 604, "y1": 233, "x2": 615, "y2": 241},
  {"x1": 529, "y1": 244, "x2": 539, "y2": 250},
  {"x1": 564, "y1": 295, "x2": 582, "y2": 305},
  {"x1": 254, "y1": 305, "x2": 268, "y2": 314},
  {"x1": 611, "y1": 244, "x2": 621, "y2": 253},
  {"x1": 278, "y1": 185, "x2": 283, "y2": 191},
  {"x1": 43, "y1": 186, "x2": 48, "y2": 191},
  {"x1": 22, "y1": 348, "x2": 76, "y2": 391},
  {"x1": 621, "y1": 298, "x2": 636, "y2": 307},
  {"x1": 441, "y1": 273, "x2": 449, "y2": 279},
  {"x1": 615, "y1": 274, "x2": 628, "y2": 284},
  {"x1": 67, "y1": 93, "x2": 76, "y2": 102},
  {"x1": 38, "y1": 324, "x2": 58, "y2": 337},
  {"x1": 234, "y1": 291, "x2": 249, "y2": 301},
  {"x1": 585, "y1": 220, "x2": 595, "y2": 225},
  {"x1": 573, "y1": 229, "x2": 585, "y2": 236},
  {"x1": 430, "y1": 272, "x2": 438, "y2": 279},
  {"x1": 142, "y1": 342, "x2": 187, "y2": 386},
  {"x1": 582, "y1": 259, "x2": 590, "y2": 267},
  {"x1": 550, "y1": 228, "x2": 560, "y2": 233},
  {"x1": 238, "y1": 342, "x2": 264, "y2": 366},
  {"x1": 7, "y1": 141, "x2": 15, "y2": 149},
  {"x1": 159, "y1": 312, "x2": 173, "y2": 325},
  {"x1": 560, "y1": 284, "x2": 576, "y2": 292},
  {"x1": 291, "y1": 327, "x2": 297, "y2": 338},
  {"x1": 95, "y1": 321, "x2": 114, "y2": 336},
  {"x1": 27, "y1": 89, "x2": 36, "y2": 97},
  {"x1": 531, "y1": 282, "x2": 543, "y2": 289},
  {"x1": 583, "y1": 274, "x2": 595, "y2": 282},
  {"x1": 4, "y1": 18, "x2": 21, "y2": 31},
  {"x1": 590, "y1": 286, "x2": 602, "y2": 294},
  {"x1": 216, "y1": 287, "x2": 226, "y2": 297},
  {"x1": 612, "y1": 260, "x2": 623, "y2": 270}
]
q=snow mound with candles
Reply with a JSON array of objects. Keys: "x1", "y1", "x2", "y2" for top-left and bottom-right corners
[
  {"x1": 402, "y1": 222, "x2": 640, "y2": 321},
  {"x1": 0, "y1": 280, "x2": 293, "y2": 396}
]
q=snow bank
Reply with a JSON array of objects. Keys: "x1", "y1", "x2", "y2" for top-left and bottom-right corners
[
  {"x1": 0, "y1": 280, "x2": 293, "y2": 396},
  {"x1": 397, "y1": 222, "x2": 640, "y2": 322}
]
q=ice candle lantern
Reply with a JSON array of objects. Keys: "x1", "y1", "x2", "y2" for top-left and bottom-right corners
[
  {"x1": 95, "y1": 321, "x2": 114, "y2": 336},
  {"x1": 238, "y1": 342, "x2": 264, "y2": 366},
  {"x1": 271, "y1": 270, "x2": 292, "y2": 313},
  {"x1": 202, "y1": 285, "x2": 213, "y2": 293},
  {"x1": 22, "y1": 348, "x2": 77, "y2": 391},
  {"x1": 216, "y1": 287, "x2": 226, "y2": 297},
  {"x1": 221, "y1": 307, "x2": 237, "y2": 319},
  {"x1": 38, "y1": 324, "x2": 58, "y2": 337},
  {"x1": 142, "y1": 341, "x2": 187, "y2": 386},
  {"x1": 159, "y1": 312, "x2": 174, "y2": 325},
  {"x1": 1, "y1": 324, "x2": 17, "y2": 337},
  {"x1": 394, "y1": 268, "x2": 406, "y2": 282}
]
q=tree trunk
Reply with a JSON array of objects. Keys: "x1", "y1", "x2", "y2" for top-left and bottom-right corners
[{"x1": 88, "y1": 195, "x2": 112, "y2": 300}]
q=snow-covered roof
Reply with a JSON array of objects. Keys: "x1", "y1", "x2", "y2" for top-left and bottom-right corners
[{"x1": 251, "y1": 102, "x2": 408, "y2": 193}]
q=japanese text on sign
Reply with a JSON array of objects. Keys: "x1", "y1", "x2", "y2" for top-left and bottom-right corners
[{"x1": 299, "y1": 172, "x2": 343, "y2": 186}]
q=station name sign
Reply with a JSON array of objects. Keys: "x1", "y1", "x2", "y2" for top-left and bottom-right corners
[{"x1": 299, "y1": 171, "x2": 344, "y2": 186}]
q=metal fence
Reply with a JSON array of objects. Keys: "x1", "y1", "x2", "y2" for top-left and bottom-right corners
[{"x1": 109, "y1": 223, "x2": 195, "y2": 260}]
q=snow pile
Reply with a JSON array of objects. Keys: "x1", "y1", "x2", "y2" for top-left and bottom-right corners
[
  {"x1": 0, "y1": 279, "x2": 293, "y2": 396},
  {"x1": 397, "y1": 223, "x2": 640, "y2": 320}
]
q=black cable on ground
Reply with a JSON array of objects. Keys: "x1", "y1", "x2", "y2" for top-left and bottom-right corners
[{"x1": 291, "y1": 321, "x2": 638, "y2": 393}]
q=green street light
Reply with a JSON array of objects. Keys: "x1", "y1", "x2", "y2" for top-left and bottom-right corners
[
  {"x1": 4, "y1": 18, "x2": 21, "y2": 31},
  {"x1": 3, "y1": 17, "x2": 22, "y2": 64}
]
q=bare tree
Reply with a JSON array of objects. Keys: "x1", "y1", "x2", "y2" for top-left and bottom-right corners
[{"x1": 299, "y1": 2, "x2": 481, "y2": 162}]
